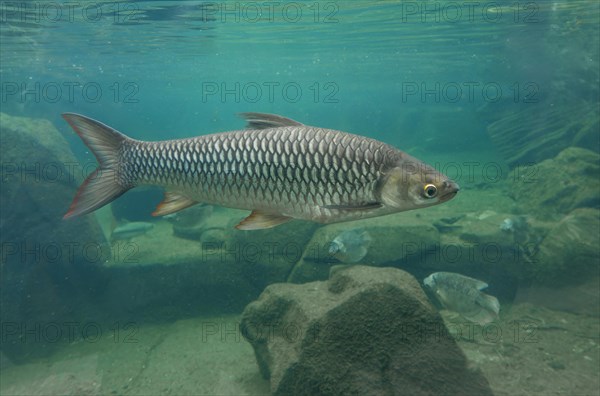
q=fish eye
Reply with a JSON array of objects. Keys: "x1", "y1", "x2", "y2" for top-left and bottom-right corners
[{"x1": 423, "y1": 184, "x2": 437, "y2": 198}]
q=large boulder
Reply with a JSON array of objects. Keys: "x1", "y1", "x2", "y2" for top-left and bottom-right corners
[
  {"x1": 100, "y1": 210, "x2": 318, "y2": 320},
  {"x1": 0, "y1": 113, "x2": 109, "y2": 359},
  {"x1": 526, "y1": 208, "x2": 600, "y2": 284},
  {"x1": 241, "y1": 265, "x2": 493, "y2": 396},
  {"x1": 437, "y1": 210, "x2": 551, "y2": 284},
  {"x1": 287, "y1": 213, "x2": 439, "y2": 284},
  {"x1": 0, "y1": 113, "x2": 107, "y2": 258},
  {"x1": 511, "y1": 147, "x2": 600, "y2": 218}
]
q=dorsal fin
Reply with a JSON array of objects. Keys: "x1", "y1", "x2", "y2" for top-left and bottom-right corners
[{"x1": 239, "y1": 112, "x2": 304, "y2": 130}]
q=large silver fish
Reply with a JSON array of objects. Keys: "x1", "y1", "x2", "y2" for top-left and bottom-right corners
[{"x1": 63, "y1": 113, "x2": 459, "y2": 230}]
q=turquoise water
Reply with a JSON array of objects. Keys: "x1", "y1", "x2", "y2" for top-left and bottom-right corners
[
  {"x1": 4, "y1": 1, "x2": 595, "y2": 148},
  {"x1": 1, "y1": 1, "x2": 599, "y2": 395}
]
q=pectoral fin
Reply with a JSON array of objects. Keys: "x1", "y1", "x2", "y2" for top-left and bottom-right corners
[
  {"x1": 152, "y1": 192, "x2": 198, "y2": 216},
  {"x1": 236, "y1": 210, "x2": 292, "y2": 230}
]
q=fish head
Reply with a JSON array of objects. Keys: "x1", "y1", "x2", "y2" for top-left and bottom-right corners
[
  {"x1": 328, "y1": 239, "x2": 344, "y2": 255},
  {"x1": 423, "y1": 273, "x2": 437, "y2": 289},
  {"x1": 379, "y1": 159, "x2": 459, "y2": 211}
]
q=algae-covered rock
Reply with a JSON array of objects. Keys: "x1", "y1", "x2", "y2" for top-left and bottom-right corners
[
  {"x1": 287, "y1": 214, "x2": 439, "y2": 283},
  {"x1": 241, "y1": 265, "x2": 494, "y2": 396},
  {"x1": 227, "y1": 218, "x2": 319, "y2": 289},
  {"x1": 511, "y1": 147, "x2": 600, "y2": 218},
  {"x1": 433, "y1": 210, "x2": 550, "y2": 280},
  {"x1": 0, "y1": 113, "x2": 107, "y2": 250},
  {"x1": 99, "y1": 213, "x2": 316, "y2": 319},
  {"x1": 487, "y1": 102, "x2": 599, "y2": 168},
  {"x1": 0, "y1": 113, "x2": 108, "y2": 359},
  {"x1": 527, "y1": 208, "x2": 600, "y2": 285}
]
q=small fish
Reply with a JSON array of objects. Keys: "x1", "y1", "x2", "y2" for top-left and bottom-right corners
[
  {"x1": 62, "y1": 113, "x2": 459, "y2": 230},
  {"x1": 111, "y1": 221, "x2": 154, "y2": 240},
  {"x1": 499, "y1": 218, "x2": 514, "y2": 232},
  {"x1": 423, "y1": 272, "x2": 500, "y2": 325},
  {"x1": 500, "y1": 216, "x2": 528, "y2": 233},
  {"x1": 328, "y1": 228, "x2": 372, "y2": 263}
]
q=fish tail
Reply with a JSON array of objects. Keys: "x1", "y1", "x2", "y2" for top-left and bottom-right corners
[
  {"x1": 62, "y1": 113, "x2": 133, "y2": 219},
  {"x1": 479, "y1": 293, "x2": 500, "y2": 315}
]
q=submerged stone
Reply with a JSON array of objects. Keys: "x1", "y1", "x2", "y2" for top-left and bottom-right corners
[
  {"x1": 287, "y1": 214, "x2": 439, "y2": 284},
  {"x1": 241, "y1": 265, "x2": 494, "y2": 396},
  {"x1": 0, "y1": 113, "x2": 108, "y2": 360},
  {"x1": 528, "y1": 208, "x2": 600, "y2": 284},
  {"x1": 511, "y1": 147, "x2": 600, "y2": 218}
]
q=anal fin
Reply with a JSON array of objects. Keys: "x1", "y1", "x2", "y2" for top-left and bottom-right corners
[
  {"x1": 152, "y1": 191, "x2": 198, "y2": 216},
  {"x1": 236, "y1": 210, "x2": 292, "y2": 230}
]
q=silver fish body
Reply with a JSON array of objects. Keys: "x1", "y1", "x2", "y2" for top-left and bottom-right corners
[{"x1": 63, "y1": 113, "x2": 459, "y2": 230}]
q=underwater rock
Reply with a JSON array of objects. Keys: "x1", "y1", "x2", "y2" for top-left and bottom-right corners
[
  {"x1": 101, "y1": 220, "x2": 261, "y2": 316},
  {"x1": 514, "y1": 275, "x2": 600, "y2": 316},
  {"x1": 287, "y1": 214, "x2": 439, "y2": 283},
  {"x1": 0, "y1": 113, "x2": 108, "y2": 359},
  {"x1": 168, "y1": 204, "x2": 216, "y2": 240},
  {"x1": 423, "y1": 209, "x2": 552, "y2": 293},
  {"x1": 486, "y1": 101, "x2": 599, "y2": 168},
  {"x1": 228, "y1": 218, "x2": 319, "y2": 290},
  {"x1": 100, "y1": 217, "x2": 312, "y2": 318},
  {"x1": 511, "y1": 147, "x2": 600, "y2": 218},
  {"x1": 111, "y1": 221, "x2": 154, "y2": 240},
  {"x1": 328, "y1": 228, "x2": 372, "y2": 263},
  {"x1": 111, "y1": 186, "x2": 165, "y2": 221},
  {"x1": 241, "y1": 265, "x2": 494, "y2": 396},
  {"x1": 0, "y1": 114, "x2": 107, "y2": 249},
  {"x1": 456, "y1": 210, "x2": 517, "y2": 247},
  {"x1": 527, "y1": 208, "x2": 600, "y2": 285}
]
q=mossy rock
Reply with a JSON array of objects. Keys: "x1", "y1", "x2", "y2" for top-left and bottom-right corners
[
  {"x1": 526, "y1": 208, "x2": 600, "y2": 285},
  {"x1": 511, "y1": 147, "x2": 600, "y2": 218}
]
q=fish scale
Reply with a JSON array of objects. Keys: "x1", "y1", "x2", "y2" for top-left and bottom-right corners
[
  {"x1": 62, "y1": 112, "x2": 458, "y2": 229},
  {"x1": 124, "y1": 128, "x2": 383, "y2": 216}
]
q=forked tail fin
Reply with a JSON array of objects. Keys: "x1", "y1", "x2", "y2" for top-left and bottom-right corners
[{"x1": 62, "y1": 113, "x2": 133, "y2": 219}]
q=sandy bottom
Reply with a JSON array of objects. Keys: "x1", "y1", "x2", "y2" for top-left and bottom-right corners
[
  {"x1": 1, "y1": 305, "x2": 598, "y2": 396},
  {"x1": 1, "y1": 315, "x2": 270, "y2": 396}
]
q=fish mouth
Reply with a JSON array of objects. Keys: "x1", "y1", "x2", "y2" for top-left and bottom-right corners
[{"x1": 439, "y1": 184, "x2": 459, "y2": 203}]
